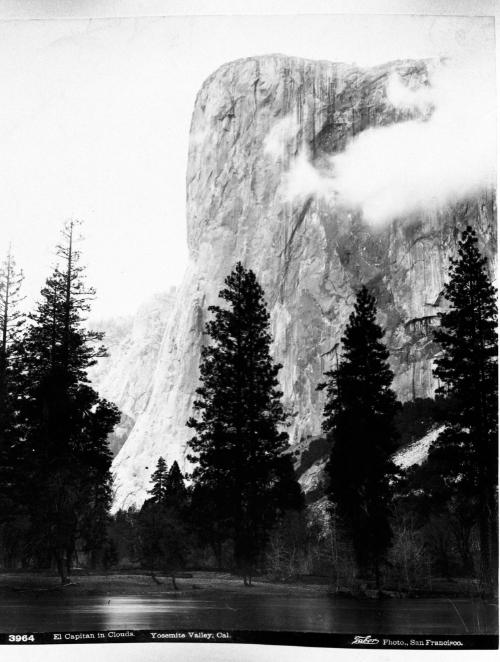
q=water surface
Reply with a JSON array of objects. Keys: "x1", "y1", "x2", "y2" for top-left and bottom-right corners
[{"x1": 0, "y1": 593, "x2": 497, "y2": 634}]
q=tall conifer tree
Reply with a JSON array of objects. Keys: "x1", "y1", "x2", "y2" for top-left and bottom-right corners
[
  {"x1": 187, "y1": 262, "x2": 301, "y2": 584},
  {"x1": 0, "y1": 249, "x2": 24, "y2": 472},
  {"x1": 139, "y1": 458, "x2": 189, "y2": 573},
  {"x1": 165, "y1": 461, "x2": 187, "y2": 509},
  {"x1": 148, "y1": 457, "x2": 168, "y2": 504},
  {"x1": 431, "y1": 226, "x2": 497, "y2": 589},
  {"x1": 19, "y1": 221, "x2": 119, "y2": 582},
  {"x1": 321, "y1": 286, "x2": 399, "y2": 587},
  {"x1": 0, "y1": 249, "x2": 25, "y2": 560}
]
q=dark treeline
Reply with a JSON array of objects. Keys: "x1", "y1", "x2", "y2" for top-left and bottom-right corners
[{"x1": 0, "y1": 223, "x2": 497, "y2": 594}]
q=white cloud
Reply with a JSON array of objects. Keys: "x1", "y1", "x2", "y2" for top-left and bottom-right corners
[
  {"x1": 281, "y1": 54, "x2": 496, "y2": 227},
  {"x1": 263, "y1": 114, "x2": 299, "y2": 159},
  {"x1": 281, "y1": 149, "x2": 333, "y2": 203},
  {"x1": 385, "y1": 71, "x2": 434, "y2": 113}
]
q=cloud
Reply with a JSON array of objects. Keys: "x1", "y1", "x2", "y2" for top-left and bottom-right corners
[
  {"x1": 281, "y1": 150, "x2": 334, "y2": 203},
  {"x1": 263, "y1": 114, "x2": 299, "y2": 159},
  {"x1": 280, "y1": 54, "x2": 496, "y2": 227},
  {"x1": 385, "y1": 72, "x2": 434, "y2": 113}
]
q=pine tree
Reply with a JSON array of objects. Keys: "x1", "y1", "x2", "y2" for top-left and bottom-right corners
[
  {"x1": 271, "y1": 454, "x2": 305, "y2": 516},
  {"x1": 148, "y1": 457, "x2": 168, "y2": 504},
  {"x1": 187, "y1": 262, "x2": 300, "y2": 585},
  {"x1": 0, "y1": 248, "x2": 24, "y2": 457},
  {"x1": 0, "y1": 249, "x2": 25, "y2": 560},
  {"x1": 165, "y1": 461, "x2": 187, "y2": 509},
  {"x1": 140, "y1": 459, "x2": 189, "y2": 574},
  {"x1": 19, "y1": 220, "x2": 120, "y2": 582},
  {"x1": 320, "y1": 286, "x2": 399, "y2": 587},
  {"x1": 432, "y1": 226, "x2": 497, "y2": 589}
]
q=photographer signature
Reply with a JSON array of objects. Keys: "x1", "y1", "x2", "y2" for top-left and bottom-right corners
[{"x1": 351, "y1": 635, "x2": 380, "y2": 645}]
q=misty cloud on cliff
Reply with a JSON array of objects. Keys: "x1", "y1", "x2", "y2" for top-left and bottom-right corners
[
  {"x1": 385, "y1": 71, "x2": 434, "y2": 113},
  {"x1": 263, "y1": 114, "x2": 299, "y2": 159},
  {"x1": 282, "y1": 55, "x2": 495, "y2": 226},
  {"x1": 281, "y1": 150, "x2": 334, "y2": 202}
]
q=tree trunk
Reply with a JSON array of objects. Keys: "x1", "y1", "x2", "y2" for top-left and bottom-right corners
[
  {"x1": 66, "y1": 545, "x2": 74, "y2": 577},
  {"x1": 374, "y1": 561, "x2": 381, "y2": 591},
  {"x1": 480, "y1": 490, "x2": 498, "y2": 595},
  {"x1": 210, "y1": 538, "x2": 223, "y2": 570},
  {"x1": 478, "y1": 490, "x2": 492, "y2": 592},
  {"x1": 216, "y1": 540, "x2": 222, "y2": 571},
  {"x1": 55, "y1": 551, "x2": 68, "y2": 584},
  {"x1": 489, "y1": 493, "x2": 499, "y2": 595}
]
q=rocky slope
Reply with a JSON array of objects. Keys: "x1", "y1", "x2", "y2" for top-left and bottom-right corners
[
  {"x1": 290, "y1": 426, "x2": 445, "y2": 502},
  {"x1": 107, "y1": 55, "x2": 495, "y2": 509}
]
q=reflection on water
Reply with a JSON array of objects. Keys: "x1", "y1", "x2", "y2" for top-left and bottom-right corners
[{"x1": 0, "y1": 593, "x2": 497, "y2": 634}]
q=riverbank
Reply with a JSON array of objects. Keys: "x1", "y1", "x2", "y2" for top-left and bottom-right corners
[
  {"x1": 0, "y1": 571, "x2": 329, "y2": 598},
  {"x1": 0, "y1": 576, "x2": 497, "y2": 636},
  {"x1": 0, "y1": 571, "x2": 494, "y2": 600}
]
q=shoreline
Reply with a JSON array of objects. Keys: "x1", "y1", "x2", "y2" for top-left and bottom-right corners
[{"x1": 0, "y1": 571, "x2": 495, "y2": 601}]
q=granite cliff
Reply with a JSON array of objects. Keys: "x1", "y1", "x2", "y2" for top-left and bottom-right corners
[
  {"x1": 102, "y1": 55, "x2": 495, "y2": 509},
  {"x1": 89, "y1": 290, "x2": 174, "y2": 456}
]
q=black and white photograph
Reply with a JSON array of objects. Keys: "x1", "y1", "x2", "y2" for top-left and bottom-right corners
[{"x1": 0, "y1": 0, "x2": 497, "y2": 656}]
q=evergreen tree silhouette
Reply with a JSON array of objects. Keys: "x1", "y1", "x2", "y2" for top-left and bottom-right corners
[
  {"x1": 321, "y1": 286, "x2": 399, "y2": 587},
  {"x1": 140, "y1": 459, "x2": 189, "y2": 574},
  {"x1": 0, "y1": 249, "x2": 24, "y2": 455},
  {"x1": 19, "y1": 221, "x2": 120, "y2": 582},
  {"x1": 148, "y1": 457, "x2": 168, "y2": 504},
  {"x1": 271, "y1": 454, "x2": 305, "y2": 516},
  {"x1": 432, "y1": 226, "x2": 497, "y2": 589},
  {"x1": 187, "y1": 262, "x2": 300, "y2": 584},
  {"x1": 165, "y1": 460, "x2": 187, "y2": 509},
  {"x1": 0, "y1": 249, "x2": 25, "y2": 561}
]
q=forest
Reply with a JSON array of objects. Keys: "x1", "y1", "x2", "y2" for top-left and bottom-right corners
[{"x1": 0, "y1": 221, "x2": 497, "y2": 597}]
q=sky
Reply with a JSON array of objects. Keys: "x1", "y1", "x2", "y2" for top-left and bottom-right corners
[{"x1": 0, "y1": 5, "x2": 496, "y2": 318}]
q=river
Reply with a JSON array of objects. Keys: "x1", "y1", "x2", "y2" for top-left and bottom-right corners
[{"x1": 0, "y1": 593, "x2": 497, "y2": 634}]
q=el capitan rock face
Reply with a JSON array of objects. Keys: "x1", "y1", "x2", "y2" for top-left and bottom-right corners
[
  {"x1": 88, "y1": 291, "x2": 174, "y2": 456},
  {"x1": 106, "y1": 55, "x2": 495, "y2": 509}
]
